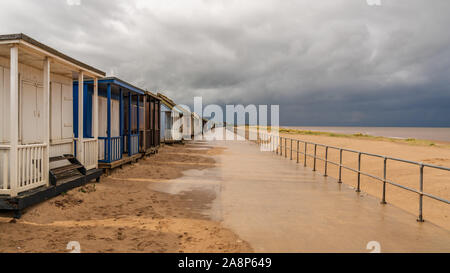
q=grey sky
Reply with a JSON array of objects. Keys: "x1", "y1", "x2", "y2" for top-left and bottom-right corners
[{"x1": 1, "y1": 0, "x2": 449, "y2": 126}]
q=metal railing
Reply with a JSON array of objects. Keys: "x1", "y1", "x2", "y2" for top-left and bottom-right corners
[{"x1": 254, "y1": 131, "x2": 450, "y2": 222}]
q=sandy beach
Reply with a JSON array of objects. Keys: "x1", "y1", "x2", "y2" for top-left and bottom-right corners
[
  {"x1": 0, "y1": 144, "x2": 252, "y2": 253},
  {"x1": 277, "y1": 130, "x2": 450, "y2": 230}
]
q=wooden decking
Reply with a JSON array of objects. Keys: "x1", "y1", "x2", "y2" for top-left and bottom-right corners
[
  {"x1": 99, "y1": 153, "x2": 143, "y2": 174},
  {"x1": 99, "y1": 146, "x2": 161, "y2": 174}
]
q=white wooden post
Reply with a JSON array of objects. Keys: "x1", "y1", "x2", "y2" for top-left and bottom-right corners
[
  {"x1": 93, "y1": 77, "x2": 98, "y2": 168},
  {"x1": 9, "y1": 46, "x2": 19, "y2": 197},
  {"x1": 78, "y1": 71, "x2": 84, "y2": 165},
  {"x1": 43, "y1": 57, "x2": 50, "y2": 186}
]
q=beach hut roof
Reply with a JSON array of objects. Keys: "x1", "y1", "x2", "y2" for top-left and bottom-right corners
[
  {"x1": 74, "y1": 77, "x2": 147, "y2": 95},
  {"x1": 157, "y1": 93, "x2": 186, "y2": 114},
  {"x1": 157, "y1": 93, "x2": 211, "y2": 122},
  {"x1": 0, "y1": 33, "x2": 105, "y2": 78},
  {"x1": 145, "y1": 90, "x2": 160, "y2": 100}
]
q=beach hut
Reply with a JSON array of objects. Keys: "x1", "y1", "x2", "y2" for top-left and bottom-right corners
[
  {"x1": 192, "y1": 112, "x2": 204, "y2": 137},
  {"x1": 74, "y1": 77, "x2": 145, "y2": 174},
  {"x1": 157, "y1": 93, "x2": 185, "y2": 143},
  {"x1": 140, "y1": 91, "x2": 161, "y2": 155},
  {"x1": 0, "y1": 34, "x2": 105, "y2": 217}
]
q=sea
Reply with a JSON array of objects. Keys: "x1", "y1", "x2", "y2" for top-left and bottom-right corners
[{"x1": 284, "y1": 127, "x2": 450, "y2": 142}]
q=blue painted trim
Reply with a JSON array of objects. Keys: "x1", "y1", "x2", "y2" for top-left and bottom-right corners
[
  {"x1": 137, "y1": 94, "x2": 140, "y2": 153},
  {"x1": 73, "y1": 82, "x2": 79, "y2": 140},
  {"x1": 99, "y1": 136, "x2": 122, "y2": 162},
  {"x1": 119, "y1": 88, "x2": 124, "y2": 156},
  {"x1": 74, "y1": 78, "x2": 145, "y2": 95},
  {"x1": 107, "y1": 83, "x2": 112, "y2": 163},
  {"x1": 84, "y1": 84, "x2": 93, "y2": 138},
  {"x1": 128, "y1": 94, "x2": 132, "y2": 156}
]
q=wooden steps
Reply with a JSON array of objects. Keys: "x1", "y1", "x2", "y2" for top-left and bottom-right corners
[
  {"x1": 50, "y1": 154, "x2": 74, "y2": 162},
  {"x1": 49, "y1": 154, "x2": 85, "y2": 185},
  {"x1": 51, "y1": 163, "x2": 83, "y2": 175}
]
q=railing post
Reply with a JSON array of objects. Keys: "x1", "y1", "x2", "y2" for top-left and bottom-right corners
[
  {"x1": 338, "y1": 149, "x2": 343, "y2": 183},
  {"x1": 381, "y1": 157, "x2": 387, "y2": 204},
  {"x1": 263, "y1": 133, "x2": 265, "y2": 148},
  {"x1": 271, "y1": 135, "x2": 274, "y2": 152},
  {"x1": 265, "y1": 133, "x2": 268, "y2": 150},
  {"x1": 276, "y1": 136, "x2": 279, "y2": 155},
  {"x1": 290, "y1": 139, "x2": 293, "y2": 160},
  {"x1": 276, "y1": 136, "x2": 280, "y2": 155},
  {"x1": 263, "y1": 132, "x2": 265, "y2": 148},
  {"x1": 304, "y1": 142, "x2": 307, "y2": 167},
  {"x1": 324, "y1": 146, "x2": 328, "y2": 177},
  {"x1": 356, "y1": 152, "x2": 361, "y2": 192},
  {"x1": 313, "y1": 144, "x2": 317, "y2": 171},
  {"x1": 284, "y1": 138, "x2": 287, "y2": 158},
  {"x1": 270, "y1": 135, "x2": 273, "y2": 152},
  {"x1": 296, "y1": 140, "x2": 299, "y2": 163},
  {"x1": 417, "y1": 164, "x2": 425, "y2": 222},
  {"x1": 280, "y1": 137, "x2": 282, "y2": 156}
]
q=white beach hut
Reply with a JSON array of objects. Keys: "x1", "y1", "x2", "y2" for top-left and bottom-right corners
[
  {"x1": 0, "y1": 34, "x2": 105, "y2": 217},
  {"x1": 157, "y1": 93, "x2": 184, "y2": 143}
]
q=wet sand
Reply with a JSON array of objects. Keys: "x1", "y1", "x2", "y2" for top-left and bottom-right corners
[
  {"x1": 201, "y1": 131, "x2": 450, "y2": 252},
  {"x1": 0, "y1": 144, "x2": 251, "y2": 253},
  {"x1": 277, "y1": 132, "x2": 450, "y2": 230},
  {"x1": 1, "y1": 131, "x2": 449, "y2": 253}
]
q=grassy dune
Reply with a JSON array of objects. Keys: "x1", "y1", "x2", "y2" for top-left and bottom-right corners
[{"x1": 245, "y1": 126, "x2": 449, "y2": 148}]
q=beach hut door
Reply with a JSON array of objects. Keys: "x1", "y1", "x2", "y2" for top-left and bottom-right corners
[{"x1": 21, "y1": 81, "x2": 44, "y2": 144}]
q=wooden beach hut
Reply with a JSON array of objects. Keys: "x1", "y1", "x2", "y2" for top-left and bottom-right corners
[
  {"x1": 192, "y1": 112, "x2": 204, "y2": 137},
  {"x1": 0, "y1": 34, "x2": 105, "y2": 217},
  {"x1": 73, "y1": 77, "x2": 145, "y2": 174},
  {"x1": 140, "y1": 91, "x2": 161, "y2": 155},
  {"x1": 157, "y1": 93, "x2": 184, "y2": 143}
]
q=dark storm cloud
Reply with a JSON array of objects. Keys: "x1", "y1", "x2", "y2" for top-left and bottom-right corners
[{"x1": 1, "y1": 0, "x2": 449, "y2": 126}]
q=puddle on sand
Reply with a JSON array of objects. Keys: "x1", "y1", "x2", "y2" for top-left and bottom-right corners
[
  {"x1": 186, "y1": 147, "x2": 210, "y2": 151},
  {"x1": 146, "y1": 167, "x2": 223, "y2": 221}
]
